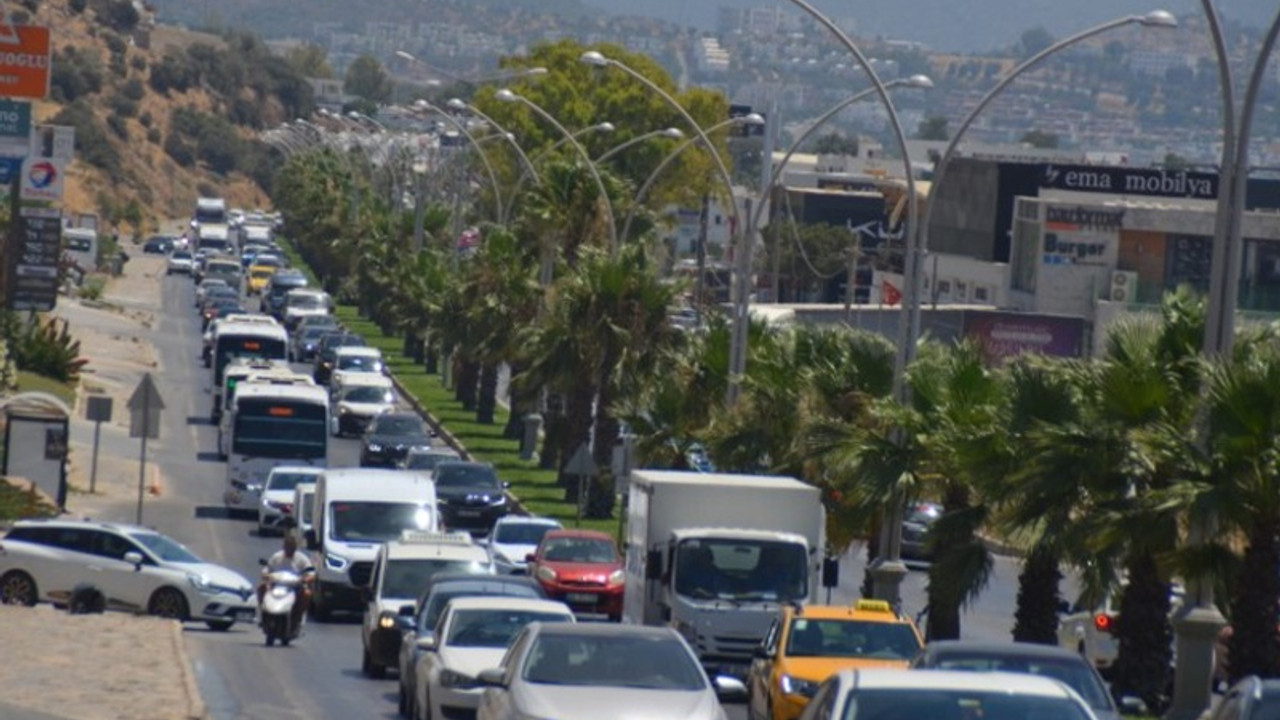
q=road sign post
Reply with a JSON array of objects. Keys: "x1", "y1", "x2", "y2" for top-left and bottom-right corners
[
  {"x1": 564, "y1": 442, "x2": 597, "y2": 528},
  {"x1": 85, "y1": 394, "x2": 112, "y2": 494},
  {"x1": 128, "y1": 374, "x2": 164, "y2": 525}
]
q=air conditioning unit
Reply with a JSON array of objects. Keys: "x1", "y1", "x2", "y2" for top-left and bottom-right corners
[{"x1": 1110, "y1": 271, "x2": 1138, "y2": 303}]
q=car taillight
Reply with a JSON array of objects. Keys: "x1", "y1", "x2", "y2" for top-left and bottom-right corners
[{"x1": 1094, "y1": 613, "x2": 1114, "y2": 633}]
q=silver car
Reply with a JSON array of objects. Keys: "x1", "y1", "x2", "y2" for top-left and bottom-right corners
[{"x1": 476, "y1": 623, "x2": 746, "y2": 720}]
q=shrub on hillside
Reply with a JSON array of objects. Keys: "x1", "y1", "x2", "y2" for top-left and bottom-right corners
[
  {"x1": 130, "y1": 54, "x2": 147, "y2": 72},
  {"x1": 91, "y1": 0, "x2": 140, "y2": 34},
  {"x1": 163, "y1": 132, "x2": 195, "y2": 166},
  {"x1": 106, "y1": 113, "x2": 128, "y2": 140},
  {"x1": 107, "y1": 92, "x2": 137, "y2": 118},
  {"x1": 170, "y1": 107, "x2": 248, "y2": 175},
  {"x1": 49, "y1": 100, "x2": 120, "y2": 176},
  {"x1": 138, "y1": 110, "x2": 153, "y2": 127},
  {"x1": 148, "y1": 51, "x2": 196, "y2": 95},
  {"x1": 146, "y1": 127, "x2": 161, "y2": 144},
  {"x1": 49, "y1": 47, "x2": 105, "y2": 103},
  {"x1": 69, "y1": 0, "x2": 86, "y2": 12},
  {"x1": 18, "y1": 0, "x2": 40, "y2": 12},
  {"x1": 120, "y1": 77, "x2": 145, "y2": 101}
]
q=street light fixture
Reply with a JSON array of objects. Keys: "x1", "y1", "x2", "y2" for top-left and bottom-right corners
[
  {"x1": 504, "y1": 121, "x2": 616, "y2": 223},
  {"x1": 495, "y1": 87, "x2": 619, "y2": 252},
  {"x1": 446, "y1": 97, "x2": 540, "y2": 184},
  {"x1": 410, "y1": 99, "x2": 505, "y2": 224}
]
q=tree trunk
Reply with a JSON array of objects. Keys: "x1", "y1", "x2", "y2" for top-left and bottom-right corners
[
  {"x1": 925, "y1": 482, "x2": 973, "y2": 642},
  {"x1": 860, "y1": 522, "x2": 881, "y2": 600},
  {"x1": 403, "y1": 330, "x2": 417, "y2": 358},
  {"x1": 425, "y1": 346, "x2": 438, "y2": 374},
  {"x1": 1012, "y1": 542, "x2": 1063, "y2": 645},
  {"x1": 456, "y1": 359, "x2": 479, "y2": 410},
  {"x1": 1226, "y1": 515, "x2": 1280, "y2": 683},
  {"x1": 503, "y1": 364, "x2": 530, "y2": 440},
  {"x1": 1110, "y1": 552, "x2": 1173, "y2": 715},
  {"x1": 584, "y1": 393, "x2": 620, "y2": 520},
  {"x1": 558, "y1": 385, "x2": 596, "y2": 502},
  {"x1": 476, "y1": 363, "x2": 498, "y2": 425},
  {"x1": 539, "y1": 413, "x2": 564, "y2": 471}
]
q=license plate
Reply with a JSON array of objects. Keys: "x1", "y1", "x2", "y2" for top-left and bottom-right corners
[{"x1": 566, "y1": 593, "x2": 597, "y2": 603}]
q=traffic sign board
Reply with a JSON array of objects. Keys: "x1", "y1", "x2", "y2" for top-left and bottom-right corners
[
  {"x1": 0, "y1": 99, "x2": 30, "y2": 157},
  {"x1": 8, "y1": 205, "x2": 60, "y2": 311},
  {"x1": 0, "y1": 25, "x2": 51, "y2": 100},
  {"x1": 128, "y1": 373, "x2": 165, "y2": 440},
  {"x1": 564, "y1": 442, "x2": 597, "y2": 477}
]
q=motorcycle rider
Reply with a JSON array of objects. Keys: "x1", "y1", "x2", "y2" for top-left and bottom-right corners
[{"x1": 258, "y1": 533, "x2": 314, "y2": 627}]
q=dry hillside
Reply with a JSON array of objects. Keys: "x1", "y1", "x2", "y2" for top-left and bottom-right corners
[{"x1": 17, "y1": 0, "x2": 277, "y2": 234}]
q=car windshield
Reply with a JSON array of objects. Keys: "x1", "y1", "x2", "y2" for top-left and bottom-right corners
[
  {"x1": 523, "y1": 633, "x2": 706, "y2": 690},
  {"x1": 404, "y1": 453, "x2": 458, "y2": 471},
  {"x1": 343, "y1": 386, "x2": 393, "y2": 404},
  {"x1": 302, "y1": 317, "x2": 338, "y2": 329},
  {"x1": 540, "y1": 537, "x2": 616, "y2": 564},
  {"x1": 434, "y1": 464, "x2": 500, "y2": 489},
  {"x1": 266, "y1": 471, "x2": 317, "y2": 493},
  {"x1": 337, "y1": 355, "x2": 382, "y2": 372},
  {"x1": 372, "y1": 416, "x2": 424, "y2": 436},
  {"x1": 172, "y1": 251, "x2": 192, "y2": 260},
  {"x1": 673, "y1": 537, "x2": 808, "y2": 603},
  {"x1": 330, "y1": 502, "x2": 434, "y2": 542},
  {"x1": 928, "y1": 655, "x2": 1112, "y2": 710},
  {"x1": 839, "y1": 689, "x2": 1093, "y2": 720},
  {"x1": 785, "y1": 618, "x2": 920, "y2": 660},
  {"x1": 495, "y1": 522, "x2": 559, "y2": 545},
  {"x1": 252, "y1": 268, "x2": 274, "y2": 279},
  {"x1": 382, "y1": 559, "x2": 490, "y2": 600},
  {"x1": 130, "y1": 532, "x2": 202, "y2": 563},
  {"x1": 201, "y1": 279, "x2": 228, "y2": 289},
  {"x1": 447, "y1": 609, "x2": 570, "y2": 648},
  {"x1": 289, "y1": 295, "x2": 325, "y2": 310},
  {"x1": 419, "y1": 584, "x2": 543, "y2": 632},
  {"x1": 302, "y1": 328, "x2": 329, "y2": 341}
]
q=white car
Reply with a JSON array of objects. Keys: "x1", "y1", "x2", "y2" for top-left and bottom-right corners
[
  {"x1": 258, "y1": 466, "x2": 323, "y2": 536},
  {"x1": 415, "y1": 597, "x2": 576, "y2": 720},
  {"x1": 329, "y1": 346, "x2": 386, "y2": 396},
  {"x1": 796, "y1": 669, "x2": 1097, "y2": 720},
  {"x1": 281, "y1": 288, "x2": 332, "y2": 330},
  {"x1": 167, "y1": 250, "x2": 195, "y2": 275},
  {"x1": 331, "y1": 375, "x2": 397, "y2": 437},
  {"x1": 0, "y1": 519, "x2": 256, "y2": 631},
  {"x1": 486, "y1": 516, "x2": 562, "y2": 575}
]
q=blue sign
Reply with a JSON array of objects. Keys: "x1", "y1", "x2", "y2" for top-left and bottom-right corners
[{"x1": 0, "y1": 157, "x2": 21, "y2": 185}]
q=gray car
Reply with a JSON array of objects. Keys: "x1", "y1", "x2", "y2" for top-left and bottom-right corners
[
  {"x1": 475, "y1": 623, "x2": 746, "y2": 720},
  {"x1": 910, "y1": 640, "x2": 1118, "y2": 720}
]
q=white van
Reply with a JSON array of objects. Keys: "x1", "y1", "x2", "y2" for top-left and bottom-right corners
[
  {"x1": 293, "y1": 481, "x2": 317, "y2": 541},
  {"x1": 63, "y1": 227, "x2": 98, "y2": 271},
  {"x1": 306, "y1": 468, "x2": 439, "y2": 620}
]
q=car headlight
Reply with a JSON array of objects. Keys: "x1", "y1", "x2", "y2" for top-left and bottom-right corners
[
  {"x1": 535, "y1": 565, "x2": 557, "y2": 583},
  {"x1": 780, "y1": 674, "x2": 821, "y2": 698},
  {"x1": 367, "y1": 443, "x2": 382, "y2": 452},
  {"x1": 487, "y1": 494, "x2": 507, "y2": 507},
  {"x1": 607, "y1": 569, "x2": 625, "y2": 587},
  {"x1": 378, "y1": 612, "x2": 398, "y2": 629},
  {"x1": 338, "y1": 406, "x2": 350, "y2": 415},
  {"x1": 324, "y1": 552, "x2": 349, "y2": 571},
  {"x1": 187, "y1": 573, "x2": 211, "y2": 591},
  {"x1": 439, "y1": 668, "x2": 479, "y2": 689}
]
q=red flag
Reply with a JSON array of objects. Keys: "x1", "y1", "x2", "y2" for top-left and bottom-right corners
[{"x1": 882, "y1": 279, "x2": 902, "y2": 306}]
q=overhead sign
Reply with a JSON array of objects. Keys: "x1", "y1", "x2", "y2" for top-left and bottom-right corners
[
  {"x1": 1040, "y1": 164, "x2": 1218, "y2": 200},
  {"x1": 30, "y1": 124, "x2": 73, "y2": 161},
  {"x1": 8, "y1": 205, "x2": 60, "y2": 311},
  {"x1": 0, "y1": 25, "x2": 51, "y2": 100},
  {"x1": 0, "y1": 98, "x2": 30, "y2": 156},
  {"x1": 19, "y1": 156, "x2": 62, "y2": 202}
]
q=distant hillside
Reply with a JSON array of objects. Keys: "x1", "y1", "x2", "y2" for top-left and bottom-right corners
[
  {"x1": 578, "y1": 0, "x2": 1275, "y2": 52},
  {"x1": 19, "y1": 0, "x2": 310, "y2": 234}
]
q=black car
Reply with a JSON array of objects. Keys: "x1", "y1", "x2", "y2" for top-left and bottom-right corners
[
  {"x1": 312, "y1": 332, "x2": 365, "y2": 385},
  {"x1": 202, "y1": 299, "x2": 246, "y2": 330},
  {"x1": 901, "y1": 501, "x2": 943, "y2": 561},
  {"x1": 396, "y1": 574, "x2": 546, "y2": 719},
  {"x1": 291, "y1": 326, "x2": 332, "y2": 363},
  {"x1": 1209, "y1": 677, "x2": 1280, "y2": 720},
  {"x1": 142, "y1": 235, "x2": 175, "y2": 254},
  {"x1": 263, "y1": 270, "x2": 309, "y2": 318},
  {"x1": 359, "y1": 412, "x2": 434, "y2": 467},
  {"x1": 432, "y1": 461, "x2": 511, "y2": 534},
  {"x1": 910, "y1": 641, "x2": 1120, "y2": 720}
]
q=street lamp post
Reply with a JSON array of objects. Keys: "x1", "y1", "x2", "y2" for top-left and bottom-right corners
[
  {"x1": 447, "y1": 97, "x2": 541, "y2": 193},
  {"x1": 504, "y1": 121, "x2": 616, "y2": 223},
  {"x1": 495, "y1": 87, "x2": 619, "y2": 253},
  {"x1": 918, "y1": 10, "x2": 1177, "y2": 350},
  {"x1": 411, "y1": 99, "x2": 505, "y2": 223},
  {"x1": 412, "y1": 158, "x2": 429, "y2": 252}
]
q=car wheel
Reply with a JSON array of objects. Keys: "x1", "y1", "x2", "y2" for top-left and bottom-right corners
[
  {"x1": 0, "y1": 571, "x2": 38, "y2": 606},
  {"x1": 148, "y1": 587, "x2": 190, "y2": 620},
  {"x1": 206, "y1": 619, "x2": 234, "y2": 632}
]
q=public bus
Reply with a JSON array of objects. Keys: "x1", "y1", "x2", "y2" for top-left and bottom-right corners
[
  {"x1": 211, "y1": 320, "x2": 289, "y2": 397},
  {"x1": 223, "y1": 382, "x2": 330, "y2": 512},
  {"x1": 214, "y1": 357, "x2": 307, "y2": 447}
]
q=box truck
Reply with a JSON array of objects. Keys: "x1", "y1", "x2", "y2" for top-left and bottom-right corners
[{"x1": 622, "y1": 470, "x2": 827, "y2": 678}]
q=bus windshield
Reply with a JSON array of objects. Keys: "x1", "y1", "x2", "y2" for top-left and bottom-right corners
[
  {"x1": 215, "y1": 335, "x2": 287, "y2": 383},
  {"x1": 232, "y1": 397, "x2": 327, "y2": 460}
]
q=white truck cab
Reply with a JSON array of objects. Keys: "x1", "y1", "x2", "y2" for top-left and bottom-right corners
[{"x1": 359, "y1": 530, "x2": 494, "y2": 676}]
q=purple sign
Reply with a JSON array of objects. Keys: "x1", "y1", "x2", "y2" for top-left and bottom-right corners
[{"x1": 963, "y1": 311, "x2": 1084, "y2": 363}]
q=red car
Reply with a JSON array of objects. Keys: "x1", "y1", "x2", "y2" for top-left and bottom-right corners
[{"x1": 527, "y1": 529, "x2": 624, "y2": 620}]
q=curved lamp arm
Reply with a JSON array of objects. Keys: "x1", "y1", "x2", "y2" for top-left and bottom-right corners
[
  {"x1": 504, "y1": 122, "x2": 614, "y2": 225},
  {"x1": 448, "y1": 99, "x2": 539, "y2": 183},
  {"x1": 414, "y1": 100, "x2": 504, "y2": 222},
  {"x1": 497, "y1": 88, "x2": 619, "y2": 252}
]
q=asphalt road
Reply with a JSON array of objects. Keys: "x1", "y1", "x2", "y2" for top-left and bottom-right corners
[{"x1": 81, "y1": 270, "x2": 1077, "y2": 720}]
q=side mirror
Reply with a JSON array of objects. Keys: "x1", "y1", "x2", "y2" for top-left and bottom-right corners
[
  {"x1": 415, "y1": 636, "x2": 436, "y2": 651},
  {"x1": 304, "y1": 529, "x2": 318, "y2": 551},
  {"x1": 123, "y1": 551, "x2": 144, "y2": 569},
  {"x1": 753, "y1": 645, "x2": 771, "y2": 660},
  {"x1": 477, "y1": 668, "x2": 506, "y2": 688},
  {"x1": 399, "y1": 604, "x2": 416, "y2": 617},
  {"x1": 713, "y1": 676, "x2": 748, "y2": 702},
  {"x1": 645, "y1": 549, "x2": 663, "y2": 581}
]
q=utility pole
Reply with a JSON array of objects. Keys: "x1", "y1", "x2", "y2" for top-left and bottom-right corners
[{"x1": 694, "y1": 193, "x2": 708, "y2": 326}]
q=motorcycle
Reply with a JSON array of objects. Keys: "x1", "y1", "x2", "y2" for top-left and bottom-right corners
[{"x1": 258, "y1": 560, "x2": 312, "y2": 647}]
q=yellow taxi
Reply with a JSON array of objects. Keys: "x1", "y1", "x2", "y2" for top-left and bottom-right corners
[
  {"x1": 246, "y1": 263, "x2": 278, "y2": 294},
  {"x1": 746, "y1": 600, "x2": 924, "y2": 720}
]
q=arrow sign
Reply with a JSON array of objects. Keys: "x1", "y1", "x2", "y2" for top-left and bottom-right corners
[
  {"x1": 564, "y1": 442, "x2": 597, "y2": 477},
  {"x1": 128, "y1": 373, "x2": 164, "y2": 440}
]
